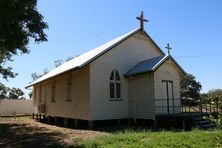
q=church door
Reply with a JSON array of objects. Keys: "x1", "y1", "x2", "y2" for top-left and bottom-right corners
[{"x1": 162, "y1": 80, "x2": 174, "y2": 114}]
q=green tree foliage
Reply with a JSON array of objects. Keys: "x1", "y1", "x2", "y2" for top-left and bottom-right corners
[
  {"x1": 31, "y1": 72, "x2": 42, "y2": 82},
  {"x1": 180, "y1": 74, "x2": 202, "y2": 99},
  {"x1": 8, "y1": 87, "x2": 24, "y2": 99},
  {"x1": 207, "y1": 89, "x2": 222, "y2": 103},
  {"x1": 0, "y1": 0, "x2": 48, "y2": 79},
  {"x1": 0, "y1": 83, "x2": 9, "y2": 99},
  {"x1": 54, "y1": 59, "x2": 64, "y2": 68},
  {"x1": 0, "y1": 83, "x2": 25, "y2": 99}
]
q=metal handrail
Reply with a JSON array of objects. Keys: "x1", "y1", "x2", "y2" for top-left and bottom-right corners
[
  {"x1": 155, "y1": 97, "x2": 221, "y2": 115},
  {"x1": 181, "y1": 98, "x2": 221, "y2": 115},
  {"x1": 155, "y1": 98, "x2": 181, "y2": 114}
]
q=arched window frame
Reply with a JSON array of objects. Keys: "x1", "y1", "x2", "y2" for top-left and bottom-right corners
[{"x1": 109, "y1": 69, "x2": 121, "y2": 99}]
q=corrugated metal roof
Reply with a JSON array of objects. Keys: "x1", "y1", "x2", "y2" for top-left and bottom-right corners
[
  {"x1": 26, "y1": 28, "x2": 141, "y2": 88},
  {"x1": 124, "y1": 55, "x2": 167, "y2": 76},
  {"x1": 124, "y1": 54, "x2": 186, "y2": 77}
]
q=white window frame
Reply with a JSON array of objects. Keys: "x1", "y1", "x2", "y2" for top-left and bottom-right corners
[{"x1": 109, "y1": 69, "x2": 122, "y2": 101}]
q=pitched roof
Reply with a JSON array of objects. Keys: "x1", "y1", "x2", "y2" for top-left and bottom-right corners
[
  {"x1": 26, "y1": 28, "x2": 165, "y2": 88},
  {"x1": 124, "y1": 54, "x2": 186, "y2": 77}
]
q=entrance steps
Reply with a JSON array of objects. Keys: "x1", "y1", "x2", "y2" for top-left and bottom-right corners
[{"x1": 192, "y1": 116, "x2": 216, "y2": 130}]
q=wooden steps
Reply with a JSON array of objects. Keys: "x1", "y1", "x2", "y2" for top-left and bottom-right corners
[{"x1": 192, "y1": 115, "x2": 216, "y2": 130}]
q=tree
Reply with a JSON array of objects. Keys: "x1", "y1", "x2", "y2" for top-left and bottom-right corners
[
  {"x1": 0, "y1": 0, "x2": 48, "y2": 79},
  {"x1": 66, "y1": 56, "x2": 74, "y2": 62},
  {"x1": 207, "y1": 89, "x2": 222, "y2": 102},
  {"x1": 0, "y1": 83, "x2": 9, "y2": 99},
  {"x1": 31, "y1": 72, "x2": 42, "y2": 82},
  {"x1": 8, "y1": 87, "x2": 24, "y2": 99},
  {"x1": 180, "y1": 74, "x2": 202, "y2": 99},
  {"x1": 54, "y1": 59, "x2": 63, "y2": 67},
  {"x1": 43, "y1": 68, "x2": 49, "y2": 75},
  {"x1": 28, "y1": 91, "x2": 32, "y2": 99}
]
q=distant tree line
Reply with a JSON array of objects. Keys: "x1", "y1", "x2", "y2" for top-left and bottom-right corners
[
  {"x1": 30, "y1": 56, "x2": 75, "y2": 82},
  {"x1": 0, "y1": 83, "x2": 25, "y2": 99},
  {"x1": 180, "y1": 74, "x2": 222, "y2": 105}
]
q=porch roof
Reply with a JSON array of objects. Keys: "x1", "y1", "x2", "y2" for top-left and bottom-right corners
[{"x1": 124, "y1": 54, "x2": 186, "y2": 77}]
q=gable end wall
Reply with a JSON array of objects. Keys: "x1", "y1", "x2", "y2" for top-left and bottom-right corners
[{"x1": 89, "y1": 32, "x2": 162, "y2": 120}]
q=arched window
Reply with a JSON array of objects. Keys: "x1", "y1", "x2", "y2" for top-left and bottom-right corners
[{"x1": 110, "y1": 70, "x2": 121, "y2": 98}]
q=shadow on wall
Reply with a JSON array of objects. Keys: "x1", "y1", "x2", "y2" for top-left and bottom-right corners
[{"x1": 0, "y1": 122, "x2": 69, "y2": 147}]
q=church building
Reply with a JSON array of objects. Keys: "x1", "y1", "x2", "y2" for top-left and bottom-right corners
[{"x1": 26, "y1": 12, "x2": 186, "y2": 128}]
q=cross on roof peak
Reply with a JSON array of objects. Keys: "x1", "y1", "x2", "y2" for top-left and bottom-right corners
[
  {"x1": 136, "y1": 11, "x2": 148, "y2": 34},
  {"x1": 165, "y1": 43, "x2": 172, "y2": 55}
]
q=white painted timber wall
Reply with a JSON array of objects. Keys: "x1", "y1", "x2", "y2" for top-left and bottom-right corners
[
  {"x1": 129, "y1": 73, "x2": 155, "y2": 120},
  {"x1": 154, "y1": 60, "x2": 181, "y2": 114},
  {"x1": 90, "y1": 32, "x2": 162, "y2": 120},
  {"x1": 0, "y1": 99, "x2": 32, "y2": 116},
  {"x1": 33, "y1": 66, "x2": 90, "y2": 120}
]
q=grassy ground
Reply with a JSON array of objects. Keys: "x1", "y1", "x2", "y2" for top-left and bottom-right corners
[
  {"x1": 75, "y1": 130, "x2": 222, "y2": 148},
  {"x1": 1, "y1": 117, "x2": 222, "y2": 147}
]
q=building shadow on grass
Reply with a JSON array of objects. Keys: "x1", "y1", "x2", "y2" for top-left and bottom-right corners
[{"x1": 0, "y1": 122, "x2": 72, "y2": 148}]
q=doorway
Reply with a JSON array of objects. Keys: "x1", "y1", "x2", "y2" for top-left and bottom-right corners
[{"x1": 162, "y1": 80, "x2": 174, "y2": 114}]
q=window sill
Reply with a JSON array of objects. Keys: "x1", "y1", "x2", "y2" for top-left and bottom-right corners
[{"x1": 109, "y1": 99, "x2": 123, "y2": 101}]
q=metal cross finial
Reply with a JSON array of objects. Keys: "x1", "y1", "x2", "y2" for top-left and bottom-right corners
[
  {"x1": 136, "y1": 11, "x2": 148, "y2": 34},
  {"x1": 165, "y1": 43, "x2": 172, "y2": 54}
]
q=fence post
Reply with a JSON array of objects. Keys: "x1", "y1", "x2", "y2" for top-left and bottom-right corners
[{"x1": 13, "y1": 111, "x2": 16, "y2": 119}]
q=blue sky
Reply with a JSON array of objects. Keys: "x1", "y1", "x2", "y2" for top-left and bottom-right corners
[{"x1": 1, "y1": 0, "x2": 222, "y2": 97}]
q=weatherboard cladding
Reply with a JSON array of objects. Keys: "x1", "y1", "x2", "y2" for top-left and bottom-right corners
[
  {"x1": 26, "y1": 28, "x2": 165, "y2": 88},
  {"x1": 89, "y1": 33, "x2": 163, "y2": 120},
  {"x1": 154, "y1": 61, "x2": 181, "y2": 114}
]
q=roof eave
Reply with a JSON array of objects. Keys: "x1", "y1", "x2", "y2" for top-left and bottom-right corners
[
  {"x1": 124, "y1": 70, "x2": 154, "y2": 78},
  {"x1": 25, "y1": 66, "x2": 82, "y2": 89},
  {"x1": 152, "y1": 54, "x2": 186, "y2": 76}
]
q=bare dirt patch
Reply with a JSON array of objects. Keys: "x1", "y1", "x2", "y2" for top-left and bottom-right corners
[{"x1": 0, "y1": 117, "x2": 107, "y2": 148}]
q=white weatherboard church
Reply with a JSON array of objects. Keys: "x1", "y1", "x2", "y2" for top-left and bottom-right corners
[{"x1": 26, "y1": 12, "x2": 186, "y2": 128}]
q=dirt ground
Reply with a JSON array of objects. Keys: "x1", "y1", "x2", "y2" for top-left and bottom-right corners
[{"x1": 0, "y1": 117, "x2": 107, "y2": 148}]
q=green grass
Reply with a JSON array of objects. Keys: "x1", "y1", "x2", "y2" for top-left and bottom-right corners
[{"x1": 74, "y1": 129, "x2": 222, "y2": 148}]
